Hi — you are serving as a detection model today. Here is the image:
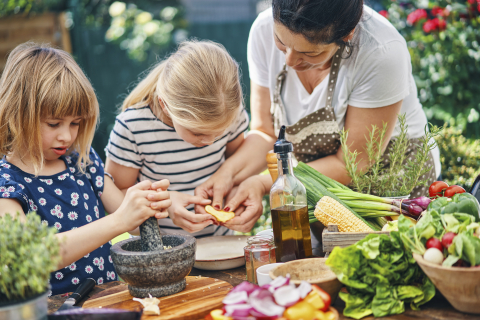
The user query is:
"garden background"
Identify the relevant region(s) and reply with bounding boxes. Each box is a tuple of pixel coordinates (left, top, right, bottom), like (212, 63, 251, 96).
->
(1, 0, 480, 233)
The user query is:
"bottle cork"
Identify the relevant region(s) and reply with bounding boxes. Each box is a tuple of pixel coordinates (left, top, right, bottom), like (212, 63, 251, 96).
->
(266, 150, 278, 182)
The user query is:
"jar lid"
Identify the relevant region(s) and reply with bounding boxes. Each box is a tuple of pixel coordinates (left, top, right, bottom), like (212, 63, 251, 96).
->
(247, 235, 274, 245)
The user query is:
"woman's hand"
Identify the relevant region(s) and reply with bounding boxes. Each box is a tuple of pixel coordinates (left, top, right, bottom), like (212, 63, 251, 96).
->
(221, 175, 270, 233)
(114, 180, 171, 231)
(169, 191, 214, 233)
(194, 168, 234, 214)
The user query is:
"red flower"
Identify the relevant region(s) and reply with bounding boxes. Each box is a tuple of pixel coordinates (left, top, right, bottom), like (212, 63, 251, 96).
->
(467, 0, 475, 4)
(379, 10, 389, 19)
(407, 9, 428, 25)
(478, 3, 480, 12)
(431, 6, 448, 17)
(437, 18, 447, 30)
(423, 19, 437, 32)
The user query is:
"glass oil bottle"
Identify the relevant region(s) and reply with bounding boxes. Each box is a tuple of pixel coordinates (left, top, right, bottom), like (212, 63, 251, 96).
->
(270, 126, 312, 262)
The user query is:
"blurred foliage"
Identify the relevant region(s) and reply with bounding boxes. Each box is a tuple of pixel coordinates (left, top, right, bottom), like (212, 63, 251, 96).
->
(0, 0, 186, 62)
(436, 124, 480, 189)
(0, 212, 60, 303)
(380, 0, 480, 132)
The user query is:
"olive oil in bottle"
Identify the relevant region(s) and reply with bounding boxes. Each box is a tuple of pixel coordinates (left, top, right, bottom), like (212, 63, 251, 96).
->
(270, 126, 312, 262)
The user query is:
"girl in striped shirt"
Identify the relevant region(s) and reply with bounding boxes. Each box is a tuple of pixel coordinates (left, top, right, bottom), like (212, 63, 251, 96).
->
(105, 40, 249, 238)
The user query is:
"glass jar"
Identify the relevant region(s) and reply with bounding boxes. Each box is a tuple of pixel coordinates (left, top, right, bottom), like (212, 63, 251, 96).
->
(244, 235, 276, 284)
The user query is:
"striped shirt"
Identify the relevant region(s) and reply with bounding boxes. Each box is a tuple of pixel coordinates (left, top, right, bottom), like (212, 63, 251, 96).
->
(105, 105, 249, 238)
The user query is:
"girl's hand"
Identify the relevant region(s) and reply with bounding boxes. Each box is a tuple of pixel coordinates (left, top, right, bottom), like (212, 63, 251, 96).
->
(115, 180, 171, 231)
(169, 191, 213, 233)
(221, 175, 269, 233)
(194, 168, 234, 214)
(149, 179, 171, 216)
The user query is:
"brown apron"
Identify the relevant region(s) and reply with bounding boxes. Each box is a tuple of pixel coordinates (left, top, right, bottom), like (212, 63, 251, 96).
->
(270, 46, 435, 197)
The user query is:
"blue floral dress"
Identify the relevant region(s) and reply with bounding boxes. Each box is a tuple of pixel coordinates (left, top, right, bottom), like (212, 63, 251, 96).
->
(0, 148, 116, 296)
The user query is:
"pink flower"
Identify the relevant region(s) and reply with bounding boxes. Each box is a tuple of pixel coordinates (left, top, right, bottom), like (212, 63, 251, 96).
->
(431, 6, 448, 17)
(379, 10, 389, 19)
(71, 199, 78, 206)
(68, 211, 78, 220)
(90, 167, 97, 174)
(55, 272, 63, 280)
(423, 18, 446, 33)
(85, 265, 94, 274)
(57, 211, 64, 219)
(39, 198, 47, 206)
(86, 215, 92, 222)
(71, 192, 79, 199)
(54, 222, 62, 230)
(55, 189, 62, 195)
(0, 187, 5, 193)
(19, 184, 25, 189)
(407, 9, 427, 25)
(98, 277, 104, 285)
(69, 263, 77, 271)
(72, 277, 80, 285)
(38, 187, 44, 193)
(7, 186, 15, 192)
(2, 192, 10, 197)
(99, 264, 104, 271)
(93, 257, 100, 266)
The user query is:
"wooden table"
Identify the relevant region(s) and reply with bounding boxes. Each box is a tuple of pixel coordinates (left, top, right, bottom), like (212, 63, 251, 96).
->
(48, 266, 480, 320)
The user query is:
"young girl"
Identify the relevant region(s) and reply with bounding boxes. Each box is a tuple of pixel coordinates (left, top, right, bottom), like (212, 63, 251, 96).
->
(105, 40, 249, 237)
(0, 42, 172, 295)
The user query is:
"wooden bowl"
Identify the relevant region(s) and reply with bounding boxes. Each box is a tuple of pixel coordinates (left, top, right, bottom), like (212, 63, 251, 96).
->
(413, 253, 480, 314)
(269, 258, 343, 303)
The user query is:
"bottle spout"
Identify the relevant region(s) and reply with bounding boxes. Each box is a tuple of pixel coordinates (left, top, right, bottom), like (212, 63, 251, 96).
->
(274, 125, 293, 154)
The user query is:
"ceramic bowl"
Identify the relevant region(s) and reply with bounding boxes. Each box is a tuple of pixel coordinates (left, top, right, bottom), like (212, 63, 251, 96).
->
(194, 235, 249, 270)
(256, 263, 284, 286)
(414, 253, 480, 314)
(269, 258, 343, 303)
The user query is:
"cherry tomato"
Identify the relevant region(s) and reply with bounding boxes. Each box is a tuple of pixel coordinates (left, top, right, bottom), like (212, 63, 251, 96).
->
(444, 185, 466, 198)
(429, 181, 449, 198)
(426, 238, 444, 251)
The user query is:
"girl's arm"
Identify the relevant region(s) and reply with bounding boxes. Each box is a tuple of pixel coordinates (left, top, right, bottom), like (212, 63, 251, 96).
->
(0, 180, 171, 269)
(195, 83, 275, 210)
(105, 157, 140, 194)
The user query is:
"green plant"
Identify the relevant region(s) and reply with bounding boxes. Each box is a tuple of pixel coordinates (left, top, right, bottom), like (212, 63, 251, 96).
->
(0, 212, 60, 304)
(0, 0, 186, 62)
(380, 0, 480, 132)
(105, 1, 187, 61)
(340, 114, 442, 197)
(436, 124, 480, 189)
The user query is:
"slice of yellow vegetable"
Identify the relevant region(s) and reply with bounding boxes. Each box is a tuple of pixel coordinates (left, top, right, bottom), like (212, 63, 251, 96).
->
(205, 205, 235, 222)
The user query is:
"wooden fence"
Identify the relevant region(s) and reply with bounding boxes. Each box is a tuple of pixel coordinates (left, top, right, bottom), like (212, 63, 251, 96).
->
(0, 12, 71, 72)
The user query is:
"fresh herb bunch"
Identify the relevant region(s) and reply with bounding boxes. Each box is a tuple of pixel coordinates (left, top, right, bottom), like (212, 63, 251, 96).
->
(341, 114, 442, 197)
(0, 212, 60, 304)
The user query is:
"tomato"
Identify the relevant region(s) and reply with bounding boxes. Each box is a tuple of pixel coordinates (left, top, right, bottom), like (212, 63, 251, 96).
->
(311, 285, 331, 312)
(426, 238, 444, 251)
(444, 185, 466, 198)
(429, 181, 449, 198)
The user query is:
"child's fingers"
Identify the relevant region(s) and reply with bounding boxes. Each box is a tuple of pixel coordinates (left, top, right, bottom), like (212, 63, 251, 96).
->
(131, 180, 153, 190)
(148, 191, 170, 201)
(176, 207, 212, 223)
(152, 179, 170, 191)
(180, 218, 213, 234)
(187, 195, 212, 206)
(150, 199, 172, 210)
(155, 210, 169, 219)
(211, 184, 226, 211)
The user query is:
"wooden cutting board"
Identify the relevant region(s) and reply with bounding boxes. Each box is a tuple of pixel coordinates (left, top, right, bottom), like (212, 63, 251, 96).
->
(83, 276, 232, 320)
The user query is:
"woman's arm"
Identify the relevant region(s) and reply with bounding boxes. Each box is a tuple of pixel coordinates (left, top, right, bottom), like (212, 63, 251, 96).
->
(105, 157, 140, 194)
(307, 101, 403, 185)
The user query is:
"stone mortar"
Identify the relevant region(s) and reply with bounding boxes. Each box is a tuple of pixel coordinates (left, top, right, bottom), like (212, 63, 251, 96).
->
(110, 233, 196, 298)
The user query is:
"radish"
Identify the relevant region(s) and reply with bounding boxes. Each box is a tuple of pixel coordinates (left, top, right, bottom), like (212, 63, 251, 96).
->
(423, 248, 444, 265)
(442, 232, 456, 249)
(426, 238, 443, 251)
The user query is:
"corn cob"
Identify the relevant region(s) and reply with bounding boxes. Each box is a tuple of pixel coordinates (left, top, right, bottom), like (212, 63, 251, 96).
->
(314, 196, 374, 232)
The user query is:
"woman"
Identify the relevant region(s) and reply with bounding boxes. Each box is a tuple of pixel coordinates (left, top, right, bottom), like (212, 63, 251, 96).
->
(195, 0, 440, 233)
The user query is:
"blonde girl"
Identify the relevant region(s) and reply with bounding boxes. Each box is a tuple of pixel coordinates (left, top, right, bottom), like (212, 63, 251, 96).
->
(105, 40, 249, 237)
(0, 42, 171, 295)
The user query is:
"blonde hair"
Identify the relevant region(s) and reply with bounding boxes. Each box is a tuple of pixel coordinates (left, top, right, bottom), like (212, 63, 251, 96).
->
(122, 40, 243, 130)
(0, 42, 99, 175)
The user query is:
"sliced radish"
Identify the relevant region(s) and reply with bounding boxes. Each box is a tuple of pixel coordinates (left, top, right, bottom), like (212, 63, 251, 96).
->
(224, 304, 252, 317)
(297, 281, 312, 299)
(273, 285, 301, 307)
(222, 291, 248, 305)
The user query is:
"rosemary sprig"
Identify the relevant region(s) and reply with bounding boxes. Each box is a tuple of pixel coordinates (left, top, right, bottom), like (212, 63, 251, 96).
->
(340, 114, 442, 197)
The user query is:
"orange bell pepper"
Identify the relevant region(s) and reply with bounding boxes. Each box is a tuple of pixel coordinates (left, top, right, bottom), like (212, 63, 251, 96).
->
(311, 285, 331, 312)
(209, 309, 232, 320)
(283, 301, 317, 320)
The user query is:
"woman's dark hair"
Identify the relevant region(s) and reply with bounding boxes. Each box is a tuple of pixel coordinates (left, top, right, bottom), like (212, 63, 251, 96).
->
(272, 0, 363, 47)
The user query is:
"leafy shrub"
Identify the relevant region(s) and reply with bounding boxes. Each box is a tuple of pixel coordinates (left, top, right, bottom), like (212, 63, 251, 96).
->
(0, 212, 60, 303)
(380, 0, 480, 131)
(436, 124, 480, 189)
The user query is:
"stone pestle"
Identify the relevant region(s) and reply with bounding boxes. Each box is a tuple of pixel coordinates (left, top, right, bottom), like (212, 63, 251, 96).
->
(139, 217, 164, 251)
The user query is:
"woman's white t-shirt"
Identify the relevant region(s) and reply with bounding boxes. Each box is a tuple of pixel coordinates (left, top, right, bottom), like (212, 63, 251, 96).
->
(247, 6, 440, 177)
